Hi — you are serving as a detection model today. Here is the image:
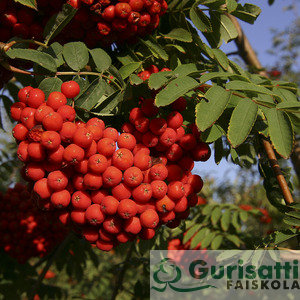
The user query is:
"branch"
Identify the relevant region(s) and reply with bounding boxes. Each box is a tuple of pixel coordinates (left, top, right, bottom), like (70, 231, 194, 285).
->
(110, 243, 135, 300)
(228, 14, 294, 205)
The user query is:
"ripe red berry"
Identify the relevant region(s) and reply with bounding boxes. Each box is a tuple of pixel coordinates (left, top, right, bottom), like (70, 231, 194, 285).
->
(71, 191, 92, 210)
(149, 164, 168, 181)
(133, 151, 152, 171)
(179, 134, 197, 150)
(63, 144, 85, 164)
(12, 123, 28, 141)
(51, 190, 71, 208)
(192, 142, 211, 161)
(129, 0, 144, 11)
(27, 142, 46, 161)
(102, 5, 115, 21)
(171, 97, 187, 111)
(73, 127, 94, 148)
(42, 112, 63, 131)
(59, 122, 77, 143)
(34, 104, 54, 123)
(123, 166, 143, 187)
(124, 216, 141, 234)
(20, 107, 37, 129)
(159, 128, 177, 147)
(61, 81, 80, 99)
(149, 118, 167, 135)
(25, 162, 45, 181)
(132, 183, 152, 203)
(27, 89, 45, 108)
(112, 148, 134, 170)
(85, 204, 105, 225)
(97, 138, 116, 157)
(47, 171, 68, 191)
(10, 102, 26, 121)
(117, 199, 137, 219)
(18, 86, 33, 104)
(168, 181, 185, 200)
(96, 240, 114, 251)
(103, 127, 119, 141)
(57, 105, 76, 122)
(103, 216, 122, 234)
(117, 133, 136, 150)
(83, 173, 103, 190)
(151, 180, 167, 199)
(91, 190, 108, 204)
(140, 209, 159, 228)
(111, 183, 132, 201)
(33, 178, 52, 199)
(115, 3, 132, 18)
(102, 166, 122, 187)
(41, 131, 61, 150)
(88, 154, 108, 174)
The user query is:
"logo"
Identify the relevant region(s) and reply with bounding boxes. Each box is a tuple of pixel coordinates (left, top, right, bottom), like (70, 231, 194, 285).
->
(150, 250, 300, 300)
(152, 257, 217, 292)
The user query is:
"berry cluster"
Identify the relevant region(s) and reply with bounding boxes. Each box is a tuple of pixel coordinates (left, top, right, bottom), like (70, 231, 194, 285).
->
(10, 79, 210, 252)
(0, 183, 68, 263)
(0, 0, 166, 47)
(0, 0, 53, 42)
(69, 0, 168, 47)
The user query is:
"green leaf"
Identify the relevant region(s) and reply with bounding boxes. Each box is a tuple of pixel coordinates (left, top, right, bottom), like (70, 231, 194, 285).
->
(14, 0, 37, 10)
(277, 101, 300, 111)
(201, 231, 216, 248)
(221, 210, 231, 231)
(89, 49, 112, 72)
(141, 38, 168, 60)
(226, 0, 238, 13)
(232, 210, 240, 231)
(6, 49, 57, 72)
(272, 230, 299, 245)
(201, 124, 223, 143)
(63, 42, 89, 71)
(183, 224, 202, 244)
(196, 85, 231, 131)
(163, 28, 192, 42)
(148, 73, 168, 90)
(189, 5, 212, 33)
(173, 63, 198, 77)
(119, 62, 141, 80)
(265, 108, 294, 159)
(285, 211, 300, 220)
(211, 12, 238, 44)
(155, 76, 199, 107)
(38, 77, 63, 99)
(227, 100, 258, 147)
(212, 49, 229, 70)
(211, 235, 223, 250)
(43, 42, 64, 67)
(226, 81, 275, 95)
(283, 217, 300, 227)
(211, 206, 222, 225)
(129, 74, 143, 85)
(226, 234, 242, 247)
(239, 210, 248, 222)
(44, 4, 77, 45)
(202, 204, 215, 215)
(232, 3, 261, 24)
(190, 228, 209, 249)
(75, 79, 107, 110)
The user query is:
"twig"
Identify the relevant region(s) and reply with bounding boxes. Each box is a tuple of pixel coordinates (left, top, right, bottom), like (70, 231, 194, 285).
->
(110, 243, 135, 300)
(227, 14, 294, 204)
(262, 138, 294, 204)
(28, 233, 73, 300)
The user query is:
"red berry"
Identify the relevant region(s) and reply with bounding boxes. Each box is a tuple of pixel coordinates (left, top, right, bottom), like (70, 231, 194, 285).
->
(140, 209, 159, 228)
(61, 81, 80, 99)
(27, 89, 45, 108)
(85, 204, 105, 225)
(41, 131, 61, 150)
(42, 112, 63, 131)
(117, 199, 137, 219)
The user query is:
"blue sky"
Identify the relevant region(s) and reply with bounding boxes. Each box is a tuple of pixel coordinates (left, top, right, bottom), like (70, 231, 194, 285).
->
(197, 0, 299, 183)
